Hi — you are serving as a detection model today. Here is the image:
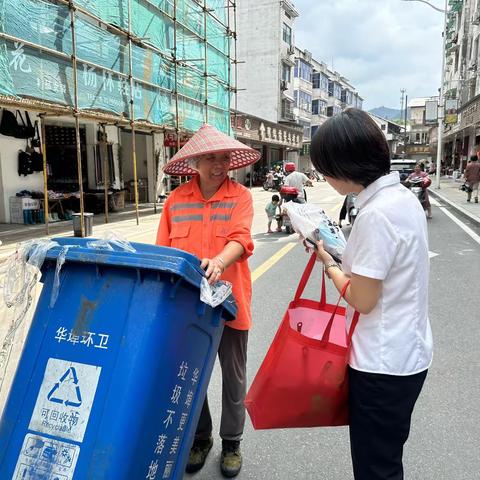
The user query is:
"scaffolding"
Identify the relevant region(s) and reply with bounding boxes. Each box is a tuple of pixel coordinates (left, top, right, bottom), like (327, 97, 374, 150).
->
(0, 0, 238, 235)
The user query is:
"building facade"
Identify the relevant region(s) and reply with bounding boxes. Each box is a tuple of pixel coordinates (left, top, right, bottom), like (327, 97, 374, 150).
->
(293, 47, 364, 172)
(368, 113, 404, 158)
(441, 0, 480, 172)
(0, 0, 234, 224)
(402, 97, 438, 164)
(235, 0, 301, 177)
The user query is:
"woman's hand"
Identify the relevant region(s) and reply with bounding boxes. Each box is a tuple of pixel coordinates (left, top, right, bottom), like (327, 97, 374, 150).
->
(315, 239, 334, 265)
(201, 257, 225, 285)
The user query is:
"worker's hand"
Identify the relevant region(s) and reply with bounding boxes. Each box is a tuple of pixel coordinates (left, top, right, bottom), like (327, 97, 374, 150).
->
(201, 257, 225, 285)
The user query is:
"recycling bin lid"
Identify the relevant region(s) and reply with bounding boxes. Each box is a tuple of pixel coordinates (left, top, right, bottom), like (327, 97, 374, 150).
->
(41, 237, 237, 320)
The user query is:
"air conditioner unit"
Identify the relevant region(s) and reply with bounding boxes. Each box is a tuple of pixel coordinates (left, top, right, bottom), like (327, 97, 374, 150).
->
(280, 80, 290, 91)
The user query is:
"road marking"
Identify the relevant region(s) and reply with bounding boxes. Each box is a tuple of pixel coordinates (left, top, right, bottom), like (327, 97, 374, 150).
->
(429, 251, 439, 259)
(439, 206, 480, 245)
(251, 242, 297, 283)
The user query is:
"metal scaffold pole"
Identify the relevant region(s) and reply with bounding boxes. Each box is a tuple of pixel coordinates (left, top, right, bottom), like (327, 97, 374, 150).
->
(101, 124, 109, 224)
(204, 0, 209, 124)
(69, 0, 85, 237)
(39, 114, 49, 235)
(173, 0, 181, 152)
(128, 0, 140, 225)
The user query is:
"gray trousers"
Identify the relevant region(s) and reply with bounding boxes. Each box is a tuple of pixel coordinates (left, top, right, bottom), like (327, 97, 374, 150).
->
(195, 326, 248, 442)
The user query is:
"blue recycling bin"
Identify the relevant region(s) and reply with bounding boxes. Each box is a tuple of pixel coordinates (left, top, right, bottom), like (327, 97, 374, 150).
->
(0, 238, 236, 479)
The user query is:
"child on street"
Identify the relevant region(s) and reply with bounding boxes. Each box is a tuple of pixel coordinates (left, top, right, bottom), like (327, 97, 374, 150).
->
(265, 194, 281, 233)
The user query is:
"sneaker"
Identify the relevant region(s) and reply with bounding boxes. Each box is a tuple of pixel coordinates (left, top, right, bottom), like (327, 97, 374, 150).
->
(185, 436, 213, 473)
(220, 440, 242, 478)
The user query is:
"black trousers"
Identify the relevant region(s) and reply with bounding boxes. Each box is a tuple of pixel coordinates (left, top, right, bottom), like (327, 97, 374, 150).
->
(348, 366, 428, 480)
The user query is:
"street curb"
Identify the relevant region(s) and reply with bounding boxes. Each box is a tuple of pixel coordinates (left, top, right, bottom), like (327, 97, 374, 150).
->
(428, 188, 480, 226)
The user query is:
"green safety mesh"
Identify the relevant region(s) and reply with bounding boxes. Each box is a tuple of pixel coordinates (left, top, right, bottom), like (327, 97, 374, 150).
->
(0, 0, 231, 133)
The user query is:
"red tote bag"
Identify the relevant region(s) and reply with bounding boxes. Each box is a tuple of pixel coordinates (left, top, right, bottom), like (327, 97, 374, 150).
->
(245, 254, 359, 429)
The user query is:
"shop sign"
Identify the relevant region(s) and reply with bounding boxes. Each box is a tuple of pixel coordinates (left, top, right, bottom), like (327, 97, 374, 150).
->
(406, 145, 431, 155)
(460, 97, 480, 128)
(232, 113, 302, 149)
(164, 133, 189, 147)
(445, 98, 458, 125)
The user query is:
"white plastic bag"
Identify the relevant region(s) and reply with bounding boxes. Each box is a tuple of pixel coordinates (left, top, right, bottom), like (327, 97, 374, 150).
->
(282, 202, 346, 260)
(87, 231, 136, 253)
(200, 278, 233, 308)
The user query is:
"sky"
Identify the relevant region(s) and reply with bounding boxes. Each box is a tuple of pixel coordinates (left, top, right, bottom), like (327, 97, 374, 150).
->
(293, 0, 445, 111)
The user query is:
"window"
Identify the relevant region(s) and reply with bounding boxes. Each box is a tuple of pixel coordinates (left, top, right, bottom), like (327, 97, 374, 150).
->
(296, 90, 312, 112)
(281, 99, 294, 119)
(381, 124, 386, 130)
(312, 99, 327, 115)
(311, 125, 319, 138)
(415, 133, 421, 142)
(281, 63, 291, 82)
(327, 106, 334, 117)
(298, 119, 311, 140)
(312, 73, 320, 89)
(294, 59, 312, 81)
(328, 81, 334, 97)
(282, 23, 292, 45)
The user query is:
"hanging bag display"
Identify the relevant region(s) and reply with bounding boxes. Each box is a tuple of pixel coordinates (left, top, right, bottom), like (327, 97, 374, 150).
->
(0, 109, 19, 137)
(0, 109, 35, 139)
(14, 110, 35, 139)
(245, 254, 359, 429)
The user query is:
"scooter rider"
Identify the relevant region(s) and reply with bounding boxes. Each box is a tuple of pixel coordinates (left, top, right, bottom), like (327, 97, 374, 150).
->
(406, 163, 432, 219)
(283, 163, 312, 203)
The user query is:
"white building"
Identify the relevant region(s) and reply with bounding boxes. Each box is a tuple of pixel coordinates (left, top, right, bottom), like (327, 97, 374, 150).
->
(292, 47, 363, 171)
(235, 0, 303, 177)
(368, 113, 404, 158)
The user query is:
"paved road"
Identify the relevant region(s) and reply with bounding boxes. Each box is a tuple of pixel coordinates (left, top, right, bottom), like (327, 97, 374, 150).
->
(1, 181, 479, 479)
(186, 186, 480, 480)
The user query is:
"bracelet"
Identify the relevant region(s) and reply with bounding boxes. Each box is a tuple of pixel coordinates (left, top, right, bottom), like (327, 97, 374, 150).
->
(324, 261, 340, 278)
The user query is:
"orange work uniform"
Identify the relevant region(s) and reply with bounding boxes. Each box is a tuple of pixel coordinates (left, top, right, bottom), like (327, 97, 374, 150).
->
(156, 177, 254, 330)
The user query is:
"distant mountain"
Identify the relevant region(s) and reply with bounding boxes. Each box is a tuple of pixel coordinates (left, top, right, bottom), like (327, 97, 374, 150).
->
(369, 106, 408, 121)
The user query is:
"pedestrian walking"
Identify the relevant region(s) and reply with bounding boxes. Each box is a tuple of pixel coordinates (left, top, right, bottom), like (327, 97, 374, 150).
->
(265, 194, 281, 233)
(309, 108, 433, 480)
(156, 124, 260, 477)
(464, 155, 480, 203)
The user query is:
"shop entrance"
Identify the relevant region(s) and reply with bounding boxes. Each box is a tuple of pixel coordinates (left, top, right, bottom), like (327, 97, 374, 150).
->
(120, 130, 150, 204)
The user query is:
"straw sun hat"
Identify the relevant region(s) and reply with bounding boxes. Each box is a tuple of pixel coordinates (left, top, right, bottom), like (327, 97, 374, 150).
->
(163, 124, 261, 176)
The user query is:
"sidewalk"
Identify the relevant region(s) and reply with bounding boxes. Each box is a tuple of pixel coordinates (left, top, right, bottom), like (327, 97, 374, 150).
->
(428, 176, 480, 226)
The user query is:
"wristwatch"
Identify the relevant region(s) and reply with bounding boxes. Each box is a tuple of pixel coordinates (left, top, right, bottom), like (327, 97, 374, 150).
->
(324, 261, 340, 278)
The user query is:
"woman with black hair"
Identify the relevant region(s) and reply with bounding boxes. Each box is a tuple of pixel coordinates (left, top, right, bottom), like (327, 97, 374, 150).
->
(310, 108, 433, 480)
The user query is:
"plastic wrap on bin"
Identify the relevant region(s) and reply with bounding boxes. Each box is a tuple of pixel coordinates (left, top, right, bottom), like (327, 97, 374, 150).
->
(200, 279, 233, 308)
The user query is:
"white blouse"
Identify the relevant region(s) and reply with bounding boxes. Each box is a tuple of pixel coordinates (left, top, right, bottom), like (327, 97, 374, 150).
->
(342, 172, 433, 375)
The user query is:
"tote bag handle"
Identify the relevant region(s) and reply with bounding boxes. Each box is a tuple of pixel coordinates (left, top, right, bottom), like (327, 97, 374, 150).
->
(294, 253, 326, 305)
(321, 279, 360, 346)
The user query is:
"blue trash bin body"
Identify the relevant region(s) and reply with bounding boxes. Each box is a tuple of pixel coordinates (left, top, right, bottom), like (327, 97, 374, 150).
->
(0, 238, 236, 480)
